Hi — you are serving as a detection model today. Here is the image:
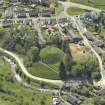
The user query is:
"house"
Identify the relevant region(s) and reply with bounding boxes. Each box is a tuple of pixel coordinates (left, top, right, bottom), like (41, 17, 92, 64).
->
(17, 10, 26, 18)
(66, 28, 81, 42)
(52, 97, 61, 105)
(84, 11, 101, 23)
(20, 0, 39, 5)
(0, 0, 3, 5)
(67, 95, 81, 105)
(5, 7, 13, 19)
(16, 19, 24, 24)
(93, 40, 104, 48)
(29, 10, 38, 17)
(58, 17, 68, 24)
(29, 0, 39, 4)
(2, 19, 13, 27)
(0, 9, 3, 17)
(41, 0, 50, 6)
(41, 9, 52, 17)
(85, 32, 95, 41)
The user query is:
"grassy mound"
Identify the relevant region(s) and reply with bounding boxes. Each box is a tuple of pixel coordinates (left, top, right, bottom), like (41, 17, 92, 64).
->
(67, 7, 84, 15)
(40, 46, 65, 64)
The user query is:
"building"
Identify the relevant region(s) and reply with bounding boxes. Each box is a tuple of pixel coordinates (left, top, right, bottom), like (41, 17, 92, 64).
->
(41, 9, 52, 17)
(29, 10, 38, 17)
(52, 97, 61, 105)
(93, 40, 104, 48)
(29, 0, 39, 4)
(2, 19, 13, 27)
(17, 10, 26, 18)
(5, 7, 13, 19)
(66, 28, 81, 42)
(58, 17, 68, 24)
(41, 0, 50, 6)
(84, 11, 101, 23)
(67, 95, 81, 105)
(20, 0, 39, 5)
(0, 0, 3, 5)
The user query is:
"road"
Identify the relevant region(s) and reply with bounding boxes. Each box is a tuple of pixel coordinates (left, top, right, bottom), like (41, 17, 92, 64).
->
(0, 48, 63, 86)
(71, 16, 105, 88)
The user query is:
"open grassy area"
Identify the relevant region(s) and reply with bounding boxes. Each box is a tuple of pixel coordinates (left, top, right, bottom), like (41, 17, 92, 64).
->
(70, 0, 105, 9)
(28, 61, 60, 80)
(69, 43, 96, 63)
(0, 56, 65, 105)
(67, 7, 84, 15)
(28, 46, 65, 80)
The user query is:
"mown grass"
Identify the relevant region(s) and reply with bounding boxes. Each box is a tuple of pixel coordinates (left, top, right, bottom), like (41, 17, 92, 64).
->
(27, 46, 65, 80)
(71, 0, 105, 9)
(67, 7, 84, 15)
(28, 61, 60, 80)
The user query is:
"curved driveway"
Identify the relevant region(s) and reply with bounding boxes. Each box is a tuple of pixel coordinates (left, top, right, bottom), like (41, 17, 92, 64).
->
(0, 48, 63, 86)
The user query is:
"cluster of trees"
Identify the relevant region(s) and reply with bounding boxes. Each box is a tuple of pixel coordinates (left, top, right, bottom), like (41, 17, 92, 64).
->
(3, 29, 40, 54)
(59, 44, 101, 81)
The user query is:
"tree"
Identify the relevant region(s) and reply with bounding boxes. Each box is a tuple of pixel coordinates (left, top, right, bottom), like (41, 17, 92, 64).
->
(59, 61, 67, 80)
(65, 46, 72, 71)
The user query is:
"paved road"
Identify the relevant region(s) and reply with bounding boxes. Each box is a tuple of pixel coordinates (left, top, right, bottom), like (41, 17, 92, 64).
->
(0, 48, 63, 86)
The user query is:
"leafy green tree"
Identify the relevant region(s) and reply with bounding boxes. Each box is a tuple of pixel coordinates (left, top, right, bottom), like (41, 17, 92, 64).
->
(59, 61, 67, 80)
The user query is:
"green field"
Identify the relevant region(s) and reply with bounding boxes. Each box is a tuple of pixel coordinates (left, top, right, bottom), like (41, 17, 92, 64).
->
(67, 7, 84, 15)
(28, 46, 65, 80)
(28, 61, 60, 80)
(71, 0, 105, 9)
(0, 57, 65, 105)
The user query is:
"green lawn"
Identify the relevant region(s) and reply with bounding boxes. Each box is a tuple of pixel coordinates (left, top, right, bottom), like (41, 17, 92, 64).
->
(28, 61, 60, 80)
(27, 46, 65, 80)
(40, 46, 65, 64)
(67, 7, 84, 15)
(71, 0, 105, 9)
(0, 57, 65, 105)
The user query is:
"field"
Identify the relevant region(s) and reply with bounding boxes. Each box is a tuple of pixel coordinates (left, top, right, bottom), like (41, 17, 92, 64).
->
(0, 56, 65, 105)
(28, 61, 60, 80)
(28, 46, 65, 80)
(67, 7, 84, 15)
(69, 43, 96, 63)
(71, 0, 105, 9)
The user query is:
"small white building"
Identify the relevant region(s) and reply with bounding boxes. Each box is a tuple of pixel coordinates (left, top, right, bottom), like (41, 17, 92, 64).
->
(52, 97, 61, 105)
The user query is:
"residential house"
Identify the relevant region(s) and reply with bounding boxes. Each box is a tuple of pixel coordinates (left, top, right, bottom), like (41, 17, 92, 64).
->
(41, 9, 52, 17)
(29, 10, 38, 17)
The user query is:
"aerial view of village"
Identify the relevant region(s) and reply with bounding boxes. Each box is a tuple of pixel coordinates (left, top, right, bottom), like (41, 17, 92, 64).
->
(1, 0, 105, 105)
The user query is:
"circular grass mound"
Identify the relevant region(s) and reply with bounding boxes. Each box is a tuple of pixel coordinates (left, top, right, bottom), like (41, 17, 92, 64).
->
(40, 46, 65, 64)
(67, 7, 84, 15)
